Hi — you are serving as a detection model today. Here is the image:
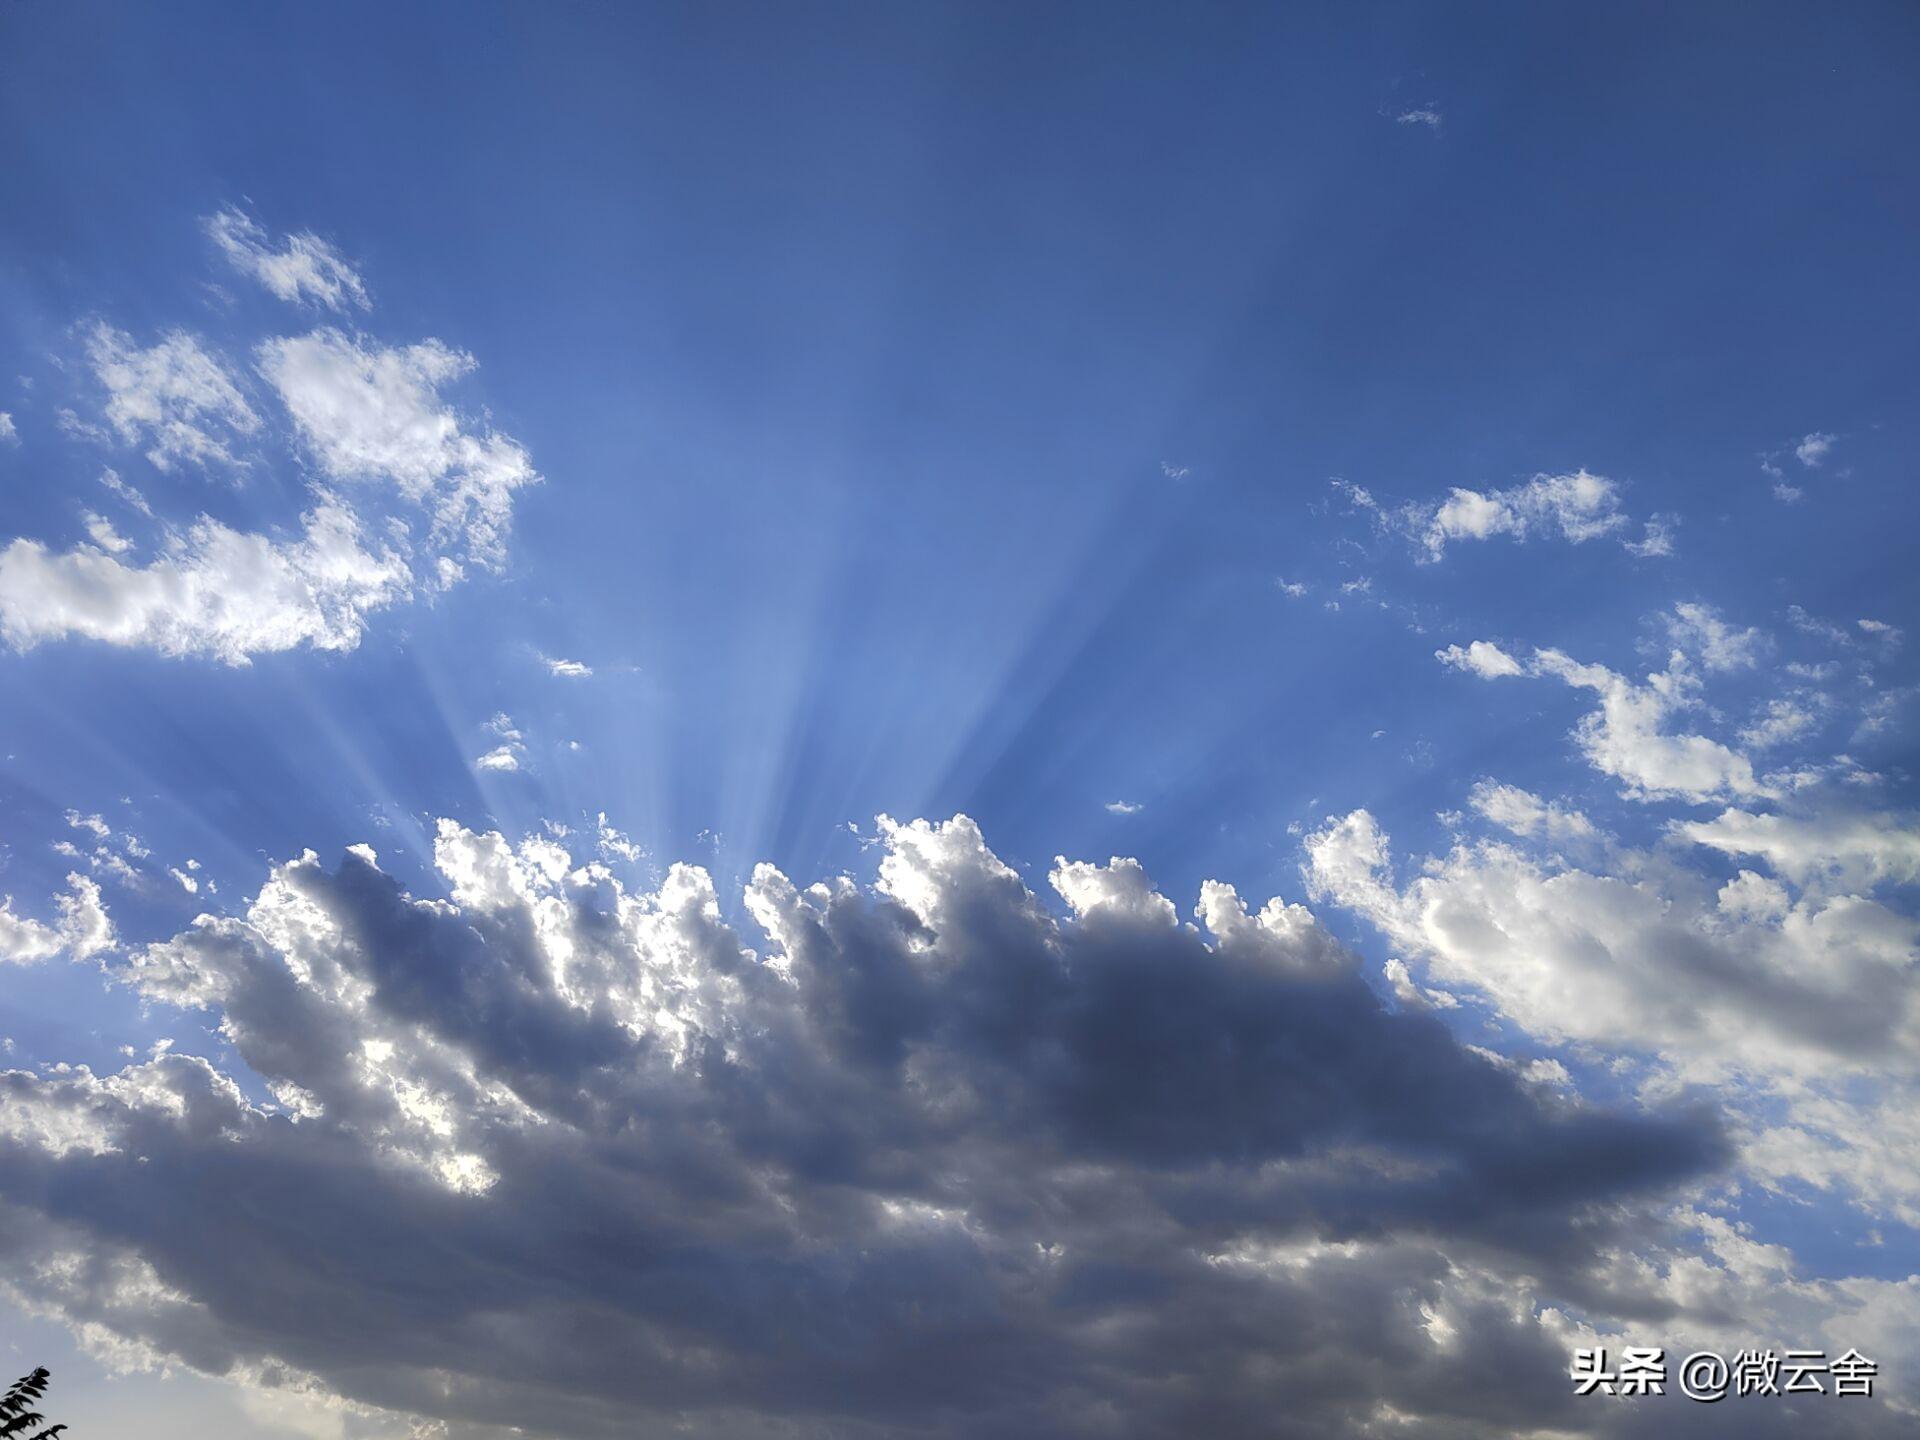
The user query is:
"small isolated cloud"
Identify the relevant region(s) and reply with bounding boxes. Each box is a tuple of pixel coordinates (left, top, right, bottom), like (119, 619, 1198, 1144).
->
(1759, 454, 1803, 502)
(1795, 432, 1836, 468)
(205, 205, 371, 312)
(1395, 106, 1442, 129)
(1789, 604, 1852, 646)
(1336, 470, 1670, 561)
(0, 412, 16, 444)
(1159, 460, 1190, 480)
(1104, 799, 1143, 816)
(1435, 639, 1524, 679)
(97, 466, 153, 517)
(475, 712, 526, 773)
(1274, 577, 1307, 598)
(545, 656, 592, 678)
(1859, 618, 1901, 643)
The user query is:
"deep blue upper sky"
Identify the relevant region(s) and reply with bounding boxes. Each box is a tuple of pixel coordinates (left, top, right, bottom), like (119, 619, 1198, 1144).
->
(1, 5, 1918, 1435)
(3, 1, 1914, 892)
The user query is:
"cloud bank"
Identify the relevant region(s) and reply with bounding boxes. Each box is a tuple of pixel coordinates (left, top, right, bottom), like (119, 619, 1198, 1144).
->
(0, 815, 1729, 1439)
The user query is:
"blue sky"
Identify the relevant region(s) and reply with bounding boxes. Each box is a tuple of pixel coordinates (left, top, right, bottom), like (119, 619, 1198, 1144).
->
(1, 4, 1917, 1437)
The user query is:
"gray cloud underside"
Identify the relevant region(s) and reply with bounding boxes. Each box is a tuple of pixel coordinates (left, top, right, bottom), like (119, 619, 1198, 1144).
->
(0, 817, 1732, 1439)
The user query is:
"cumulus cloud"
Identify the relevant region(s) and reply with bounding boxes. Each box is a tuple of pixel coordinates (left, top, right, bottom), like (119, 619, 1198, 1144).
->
(1339, 470, 1671, 561)
(1440, 636, 1776, 804)
(1796, 432, 1836, 468)
(259, 329, 537, 572)
(0, 411, 16, 443)
(0, 815, 1725, 1439)
(1535, 646, 1777, 802)
(1, 216, 540, 663)
(0, 872, 112, 964)
(1435, 639, 1524, 679)
(544, 656, 592, 678)
(1665, 602, 1763, 672)
(1395, 106, 1442, 128)
(1306, 805, 1918, 1083)
(474, 712, 526, 772)
(204, 206, 371, 312)
(0, 499, 411, 664)
(1676, 806, 1920, 893)
(85, 323, 260, 472)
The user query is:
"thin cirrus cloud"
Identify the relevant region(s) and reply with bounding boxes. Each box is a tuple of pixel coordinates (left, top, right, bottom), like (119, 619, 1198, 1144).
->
(0, 209, 537, 665)
(203, 205, 371, 312)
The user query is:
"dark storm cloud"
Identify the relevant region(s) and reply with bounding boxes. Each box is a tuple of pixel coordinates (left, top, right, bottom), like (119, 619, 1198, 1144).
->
(0, 816, 1732, 1438)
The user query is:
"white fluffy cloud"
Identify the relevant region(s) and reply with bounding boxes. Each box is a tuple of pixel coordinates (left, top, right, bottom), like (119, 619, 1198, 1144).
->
(0, 872, 112, 964)
(0, 499, 411, 664)
(205, 206, 371, 312)
(0, 214, 540, 663)
(259, 329, 536, 572)
(1676, 807, 1920, 892)
(1435, 639, 1524, 678)
(1534, 646, 1776, 802)
(1306, 806, 1918, 1080)
(1796, 432, 1836, 468)
(473, 712, 526, 772)
(1439, 635, 1775, 803)
(85, 323, 259, 472)
(1341, 470, 1672, 560)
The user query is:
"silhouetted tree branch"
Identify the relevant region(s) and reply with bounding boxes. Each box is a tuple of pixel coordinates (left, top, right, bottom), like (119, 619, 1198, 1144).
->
(0, 1367, 68, 1439)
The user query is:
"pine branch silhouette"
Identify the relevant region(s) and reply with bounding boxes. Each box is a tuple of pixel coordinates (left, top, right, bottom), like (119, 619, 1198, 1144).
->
(0, 1367, 69, 1438)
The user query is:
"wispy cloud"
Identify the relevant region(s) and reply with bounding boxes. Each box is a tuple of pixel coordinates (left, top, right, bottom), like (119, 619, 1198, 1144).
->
(205, 204, 371, 312)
